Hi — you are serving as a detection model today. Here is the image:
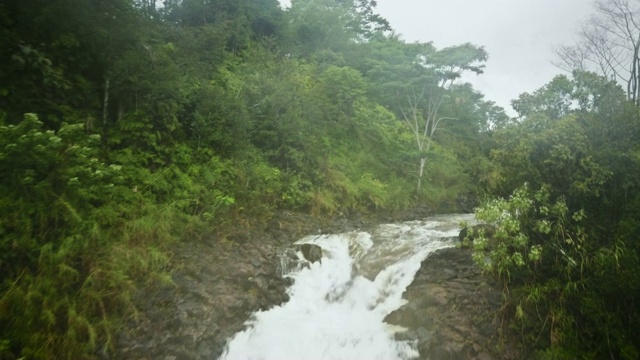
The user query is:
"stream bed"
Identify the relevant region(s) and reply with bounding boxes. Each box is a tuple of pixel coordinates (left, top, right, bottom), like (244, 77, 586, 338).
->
(220, 214, 476, 360)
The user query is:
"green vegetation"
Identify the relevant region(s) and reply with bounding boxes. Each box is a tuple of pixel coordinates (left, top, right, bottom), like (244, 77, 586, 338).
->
(0, 0, 494, 358)
(467, 70, 640, 358)
(2, 0, 638, 359)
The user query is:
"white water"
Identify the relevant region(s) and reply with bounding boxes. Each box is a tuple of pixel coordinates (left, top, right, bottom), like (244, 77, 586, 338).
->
(220, 214, 475, 360)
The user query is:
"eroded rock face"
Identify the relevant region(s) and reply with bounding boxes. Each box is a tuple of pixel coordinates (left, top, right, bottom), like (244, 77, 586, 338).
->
(385, 248, 519, 360)
(115, 239, 293, 360)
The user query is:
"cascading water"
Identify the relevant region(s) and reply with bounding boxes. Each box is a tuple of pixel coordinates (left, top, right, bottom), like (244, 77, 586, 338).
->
(220, 214, 476, 360)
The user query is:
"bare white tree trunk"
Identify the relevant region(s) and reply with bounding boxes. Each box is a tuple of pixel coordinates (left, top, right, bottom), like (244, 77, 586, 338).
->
(400, 84, 455, 192)
(417, 157, 426, 192)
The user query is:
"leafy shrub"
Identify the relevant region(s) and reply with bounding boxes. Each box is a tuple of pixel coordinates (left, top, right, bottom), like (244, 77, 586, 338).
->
(470, 185, 639, 358)
(0, 114, 185, 359)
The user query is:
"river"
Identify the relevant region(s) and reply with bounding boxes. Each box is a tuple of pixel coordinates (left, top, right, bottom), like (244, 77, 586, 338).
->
(219, 214, 475, 360)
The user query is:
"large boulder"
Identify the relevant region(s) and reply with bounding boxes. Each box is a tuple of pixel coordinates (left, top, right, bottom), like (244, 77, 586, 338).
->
(300, 243, 323, 263)
(279, 244, 324, 275)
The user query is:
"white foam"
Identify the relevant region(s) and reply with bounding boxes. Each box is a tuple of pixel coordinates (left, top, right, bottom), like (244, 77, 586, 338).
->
(220, 214, 475, 360)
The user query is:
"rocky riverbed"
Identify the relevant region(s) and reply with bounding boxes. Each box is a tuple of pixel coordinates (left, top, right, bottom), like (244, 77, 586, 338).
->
(115, 210, 374, 359)
(385, 248, 520, 359)
(116, 208, 516, 359)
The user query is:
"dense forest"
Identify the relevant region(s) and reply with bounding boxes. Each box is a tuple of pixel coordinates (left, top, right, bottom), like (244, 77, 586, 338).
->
(0, 0, 638, 359)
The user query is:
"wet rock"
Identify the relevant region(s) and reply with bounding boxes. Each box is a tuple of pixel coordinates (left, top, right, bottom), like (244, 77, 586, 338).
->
(280, 247, 309, 274)
(114, 210, 513, 360)
(115, 232, 294, 359)
(385, 248, 519, 360)
(300, 243, 322, 263)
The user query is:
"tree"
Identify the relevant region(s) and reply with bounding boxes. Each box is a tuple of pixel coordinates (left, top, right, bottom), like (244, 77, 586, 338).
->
(512, 74, 574, 119)
(476, 69, 640, 359)
(397, 43, 487, 191)
(284, 0, 390, 59)
(400, 85, 453, 192)
(555, 0, 640, 105)
(497, 71, 626, 203)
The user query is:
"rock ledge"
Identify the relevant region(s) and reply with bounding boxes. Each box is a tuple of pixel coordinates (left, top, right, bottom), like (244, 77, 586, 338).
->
(385, 248, 519, 360)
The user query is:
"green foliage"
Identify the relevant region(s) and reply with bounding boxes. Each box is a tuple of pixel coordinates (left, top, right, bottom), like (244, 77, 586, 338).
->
(0, 0, 500, 358)
(0, 202, 184, 359)
(318, 65, 367, 116)
(0, 114, 122, 278)
(471, 185, 639, 358)
(476, 71, 640, 358)
(285, 0, 368, 57)
(418, 143, 470, 209)
(232, 152, 285, 218)
(492, 114, 611, 204)
(0, 113, 189, 359)
(512, 74, 574, 119)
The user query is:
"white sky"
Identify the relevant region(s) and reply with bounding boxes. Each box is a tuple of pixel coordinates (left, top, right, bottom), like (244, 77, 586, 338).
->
(279, 0, 595, 115)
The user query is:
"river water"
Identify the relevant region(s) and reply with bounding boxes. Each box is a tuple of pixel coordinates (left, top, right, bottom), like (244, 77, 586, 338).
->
(220, 214, 475, 360)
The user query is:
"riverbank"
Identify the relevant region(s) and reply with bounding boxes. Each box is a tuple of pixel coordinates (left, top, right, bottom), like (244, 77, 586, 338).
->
(115, 207, 514, 359)
(385, 247, 520, 359)
(115, 209, 383, 359)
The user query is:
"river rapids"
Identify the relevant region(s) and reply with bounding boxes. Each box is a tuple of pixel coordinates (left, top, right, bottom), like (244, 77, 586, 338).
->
(220, 214, 476, 360)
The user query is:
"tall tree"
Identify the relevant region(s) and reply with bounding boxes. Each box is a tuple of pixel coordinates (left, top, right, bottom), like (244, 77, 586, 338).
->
(555, 0, 640, 105)
(397, 43, 487, 191)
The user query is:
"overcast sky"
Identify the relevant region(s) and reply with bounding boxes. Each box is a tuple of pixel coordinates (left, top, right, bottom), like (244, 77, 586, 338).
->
(280, 0, 595, 115)
(375, 0, 595, 115)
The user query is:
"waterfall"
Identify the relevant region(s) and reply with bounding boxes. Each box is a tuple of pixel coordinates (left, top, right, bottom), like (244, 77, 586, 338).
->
(220, 214, 475, 360)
